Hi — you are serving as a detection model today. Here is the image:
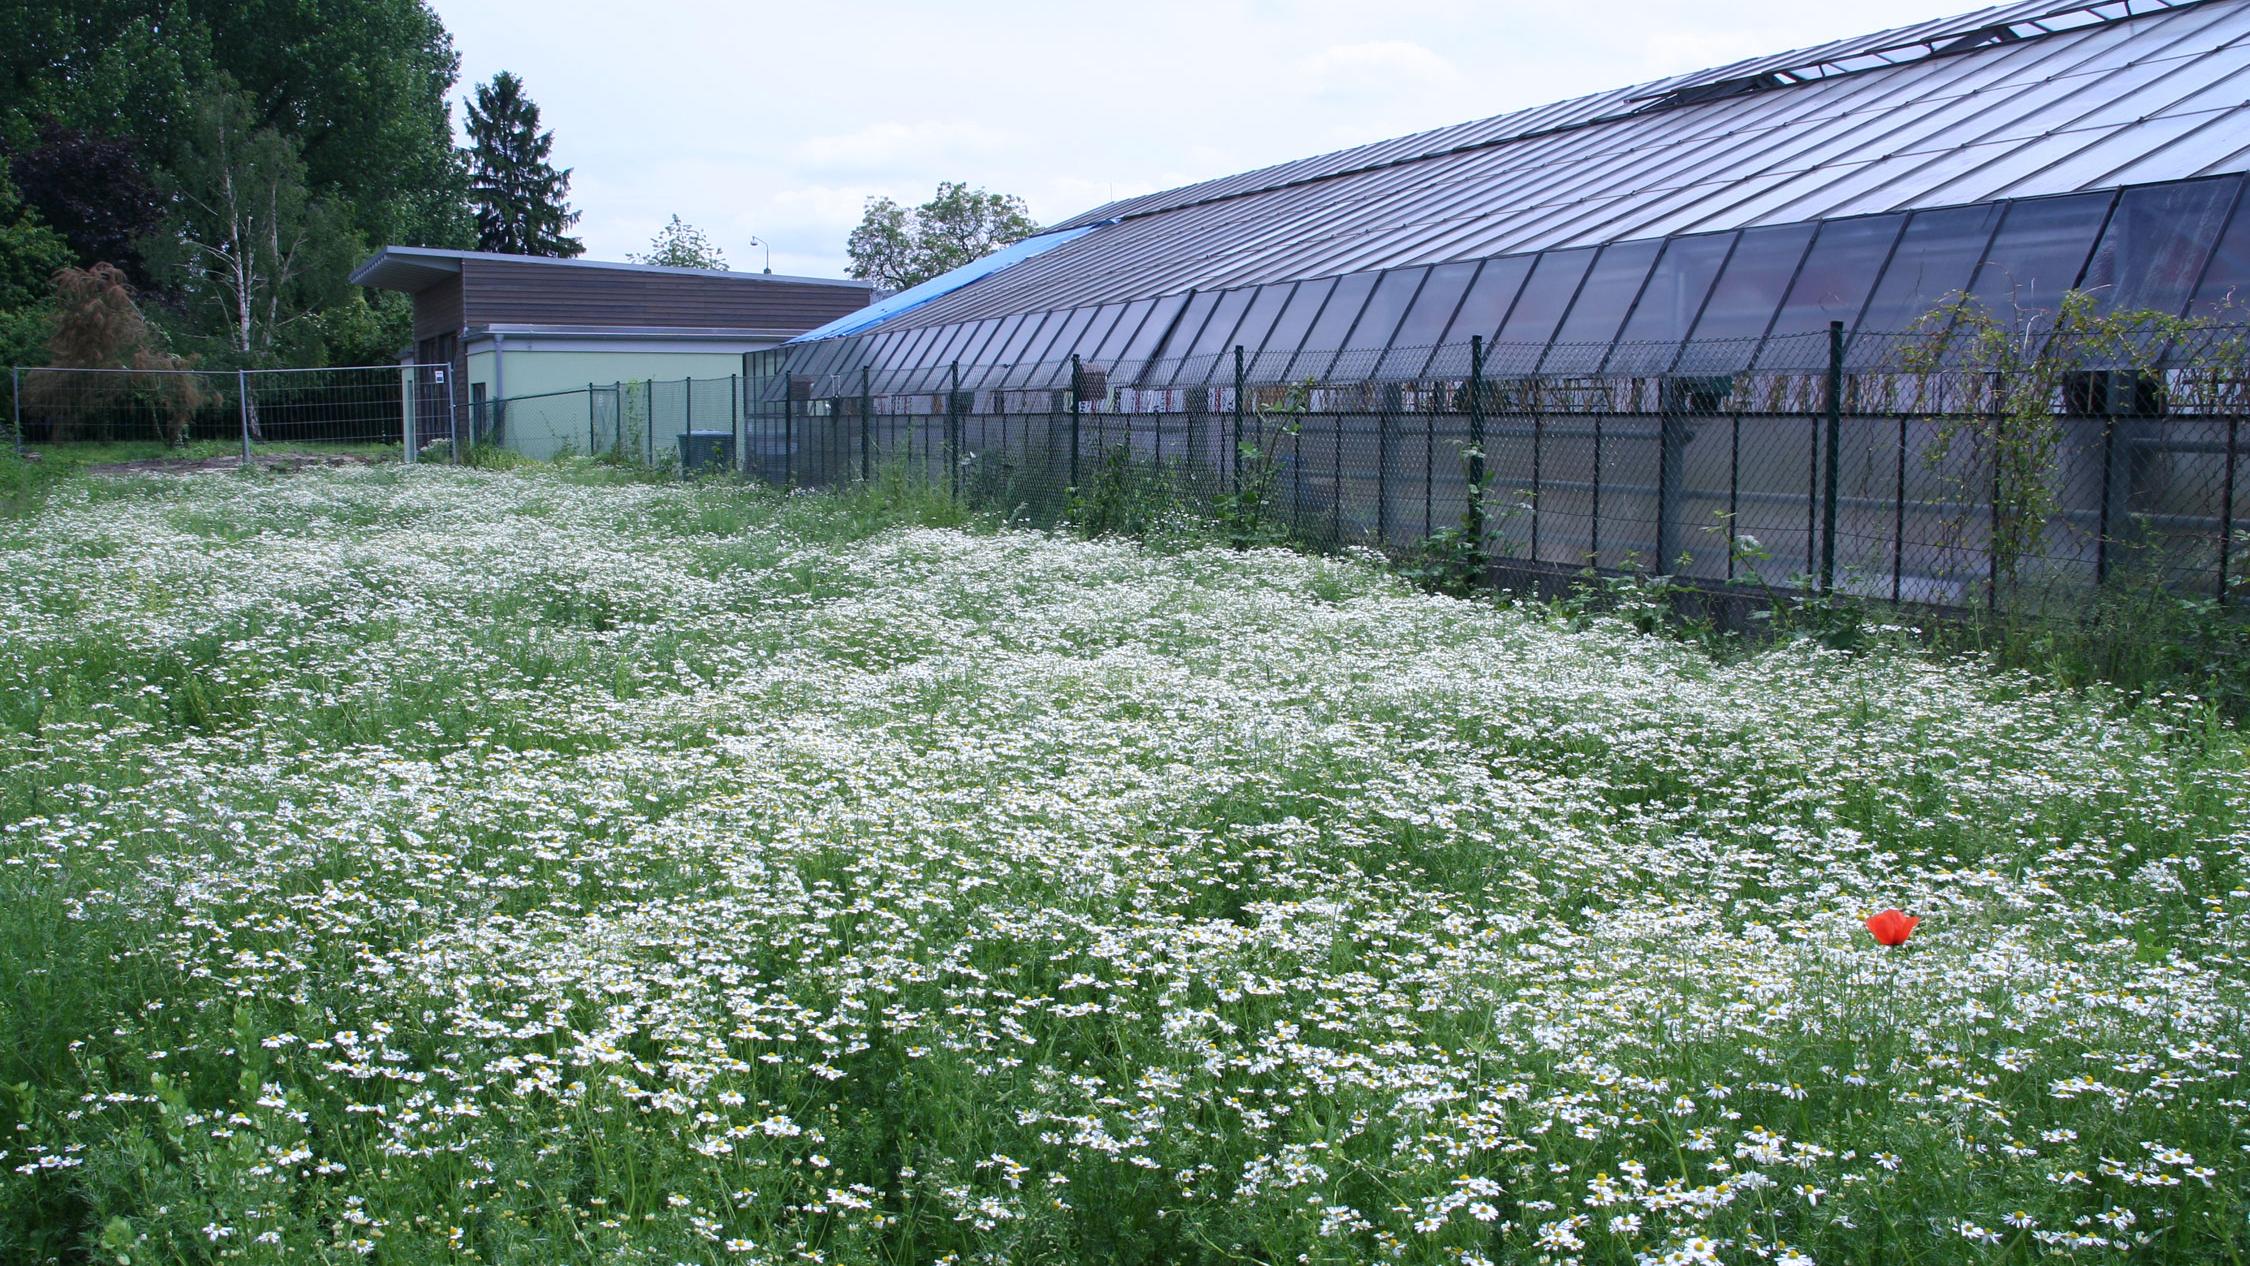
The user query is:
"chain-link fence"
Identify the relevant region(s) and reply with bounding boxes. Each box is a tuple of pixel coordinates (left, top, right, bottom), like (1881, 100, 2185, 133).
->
(452, 327, 2248, 616)
(6, 364, 454, 462)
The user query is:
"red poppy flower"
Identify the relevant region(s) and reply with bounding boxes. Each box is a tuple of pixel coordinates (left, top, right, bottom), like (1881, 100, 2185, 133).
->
(1866, 909, 1918, 947)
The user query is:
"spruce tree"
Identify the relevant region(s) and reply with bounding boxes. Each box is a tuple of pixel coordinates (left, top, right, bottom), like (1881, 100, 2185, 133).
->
(463, 71, 582, 257)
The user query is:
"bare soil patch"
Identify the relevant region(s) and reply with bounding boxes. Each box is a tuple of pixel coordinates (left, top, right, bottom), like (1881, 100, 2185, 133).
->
(86, 452, 383, 476)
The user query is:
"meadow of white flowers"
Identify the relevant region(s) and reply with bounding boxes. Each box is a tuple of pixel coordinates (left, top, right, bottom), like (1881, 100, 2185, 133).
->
(0, 463, 2244, 1265)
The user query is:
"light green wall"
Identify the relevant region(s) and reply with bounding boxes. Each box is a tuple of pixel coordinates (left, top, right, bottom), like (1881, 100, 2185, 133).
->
(465, 346, 760, 461)
(466, 348, 753, 402)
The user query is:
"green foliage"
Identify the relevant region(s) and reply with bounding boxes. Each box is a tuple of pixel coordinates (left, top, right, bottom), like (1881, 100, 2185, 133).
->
(1212, 382, 1307, 550)
(630, 214, 727, 270)
(464, 70, 583, 258)
(1065, 446, 1201, 545)
(1897, 290, 2241, 596)
(1954, 560, 2250, 718)
(145, 88, 357, 365)
(846, 182, 1038, 290)
(0, 156, 67, 366)
(0, 0, 471, 348)
(311, 288, 413, 368)
(4, 120, 164, 288)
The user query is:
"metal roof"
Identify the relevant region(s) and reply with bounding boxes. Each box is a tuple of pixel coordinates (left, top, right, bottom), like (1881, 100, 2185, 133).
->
(785, 227, 1099, 344)
(866, 0, 2250, 335)
(349, 245, 872, 294)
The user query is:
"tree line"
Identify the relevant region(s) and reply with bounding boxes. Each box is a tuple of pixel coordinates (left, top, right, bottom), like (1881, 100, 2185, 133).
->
(0, 1, 584, 374)
(0, 0, 1043, 386)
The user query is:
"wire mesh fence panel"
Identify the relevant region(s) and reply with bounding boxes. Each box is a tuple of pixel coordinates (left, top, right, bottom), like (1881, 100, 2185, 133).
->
(492, 387, 598, 461)
(13, 367, 241, 448)
(243, 366, 431, 456)
(8, 364, 441, 460)
(441, 324, 2250, 618)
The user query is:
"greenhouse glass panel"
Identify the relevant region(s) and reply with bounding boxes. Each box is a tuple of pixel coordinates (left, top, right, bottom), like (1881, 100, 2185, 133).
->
(1026, 307, 1098, 374)
(1492, 247, 1597, 365)
(1375, 260, 1477, 378)
(1608, 231, 1734, 374)
(1964, 192, 2112, 312)
(959, 315, 1028, 388)
(1302, 271, 1379, 353)
(1441, 256, 1533, 344)
(890, 325, 942, 372)
(1757, 214, 1906, 366)
(1215, 285, 1287, 362)
(1293, 270, 1380, 378)
(2189, 184, 2250, 315)
(1678, 223, 1815, 371)
(1186, 289, 1256, 360)
(1853, 202, 2006, 336)
(1251, 278, 1334, 376)
(982, 313, 1036, 367)
(1066, 304, 1127, 363)
(1121, 293, 1190, 364)
(1688, 224, 1814, 339)
(1540, 238, 1660, 374)
(1345, 267, 1428, 350)
(1001, 310, 1062, 370)
(2080, 177, 2240, 315)
(1091, 298, 1157, 364)
(1427, 255, 1536, 378)
(948, 319, 1004, 370)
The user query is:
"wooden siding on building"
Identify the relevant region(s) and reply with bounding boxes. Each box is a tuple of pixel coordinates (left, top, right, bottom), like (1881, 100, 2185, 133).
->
(411, 275, 464, 344)
(459, 259, 868, 332)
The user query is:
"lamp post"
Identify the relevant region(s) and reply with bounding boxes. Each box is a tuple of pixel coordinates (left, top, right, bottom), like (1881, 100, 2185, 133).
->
(747, 236, 773, 274)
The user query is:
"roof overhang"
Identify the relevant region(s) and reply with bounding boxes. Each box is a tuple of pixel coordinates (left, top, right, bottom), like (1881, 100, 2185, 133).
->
(349, 246, 876, 294)
(350, 248, 464, 292)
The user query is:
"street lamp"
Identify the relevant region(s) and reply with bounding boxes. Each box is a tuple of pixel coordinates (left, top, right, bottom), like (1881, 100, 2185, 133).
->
(747, 236, 773, 274)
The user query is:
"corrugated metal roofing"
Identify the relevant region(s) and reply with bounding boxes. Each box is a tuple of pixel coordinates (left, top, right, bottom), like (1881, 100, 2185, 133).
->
(865, 0, 2250, 335)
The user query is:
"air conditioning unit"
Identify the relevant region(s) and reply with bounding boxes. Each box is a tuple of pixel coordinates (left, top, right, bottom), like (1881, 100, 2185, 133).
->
(2063, 370, 2163, 417)
(1659, 375, 1734, 415)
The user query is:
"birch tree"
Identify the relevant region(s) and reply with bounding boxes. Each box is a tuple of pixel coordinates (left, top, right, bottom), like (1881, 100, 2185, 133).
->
(151, 89, 353, 374)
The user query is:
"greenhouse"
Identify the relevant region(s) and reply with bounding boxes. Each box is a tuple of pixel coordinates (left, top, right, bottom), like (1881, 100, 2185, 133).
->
(734, 0, 2250, 609)
(783, 0, 2250, 392)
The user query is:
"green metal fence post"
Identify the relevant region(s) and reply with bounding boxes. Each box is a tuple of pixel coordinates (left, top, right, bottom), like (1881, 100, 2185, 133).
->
(1820, 320, 1844, 591)
(1069, 354, 1083, 490)
(1376, 384, 1392, 545)
(1232, 345, 1246, 494)
(784, 384, 795, 487)
(1467, 335, 1486, 548)
(9, 367, 20, 454)
(588, 382, 597, 453)
(860, 364, 873, 483)
(948, 361, 962, 503)
(2221, 414, 2239, 603)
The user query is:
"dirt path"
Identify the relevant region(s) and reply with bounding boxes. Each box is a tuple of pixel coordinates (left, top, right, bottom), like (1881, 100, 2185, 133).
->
(85, 452, 385, 476)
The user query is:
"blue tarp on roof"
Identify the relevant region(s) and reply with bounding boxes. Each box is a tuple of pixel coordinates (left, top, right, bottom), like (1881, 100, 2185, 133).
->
(788, 226, 1103, 343)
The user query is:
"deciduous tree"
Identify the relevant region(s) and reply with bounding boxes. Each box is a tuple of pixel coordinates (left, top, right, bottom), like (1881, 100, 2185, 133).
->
(846, 182, 1038, 290)
(629, 215, 726, 270)
(146, 89, 354, 367)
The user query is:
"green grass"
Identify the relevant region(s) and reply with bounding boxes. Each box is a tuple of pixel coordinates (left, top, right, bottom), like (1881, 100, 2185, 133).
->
(0, 461, 2243, 1265)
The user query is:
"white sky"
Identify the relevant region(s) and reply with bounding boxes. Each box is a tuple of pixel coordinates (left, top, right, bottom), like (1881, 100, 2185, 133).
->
(428, 0, 1984, 277)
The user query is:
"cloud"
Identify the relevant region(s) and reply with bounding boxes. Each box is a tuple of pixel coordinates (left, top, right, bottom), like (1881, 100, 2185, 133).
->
(1296, 40, 1468, 97)
(794, 120, 1013, 174)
